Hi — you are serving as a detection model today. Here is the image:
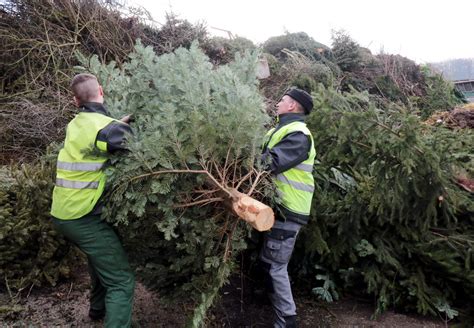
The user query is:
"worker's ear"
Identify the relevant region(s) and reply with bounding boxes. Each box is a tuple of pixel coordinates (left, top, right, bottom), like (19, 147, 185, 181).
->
(288, 99, 297, 112)
(73, 96, 80, 107)
(98, 85, 104, 97)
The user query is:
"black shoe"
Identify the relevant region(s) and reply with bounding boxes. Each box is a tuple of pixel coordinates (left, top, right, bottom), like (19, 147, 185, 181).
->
(89, 308, 106, 321)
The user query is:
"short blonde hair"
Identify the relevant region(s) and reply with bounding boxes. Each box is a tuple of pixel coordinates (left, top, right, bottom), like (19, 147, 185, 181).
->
(70, 73, 100, 104)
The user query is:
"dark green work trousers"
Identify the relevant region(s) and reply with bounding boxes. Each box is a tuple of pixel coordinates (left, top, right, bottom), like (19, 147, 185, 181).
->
(53, 214, 135, 327)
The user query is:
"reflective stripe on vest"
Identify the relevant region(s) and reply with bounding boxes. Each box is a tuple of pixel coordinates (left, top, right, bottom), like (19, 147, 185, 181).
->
(276, 174, 315, 193)
(56, 161, 105, 171)
(56, 178, 100, 189)
(294, 163, 313, 172)
(264, 121, 316, 216)
(51, 112, 119, 220)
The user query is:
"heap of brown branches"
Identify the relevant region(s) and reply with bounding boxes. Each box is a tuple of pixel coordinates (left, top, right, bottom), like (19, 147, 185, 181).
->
(0, 0, 213, 163)
(376, 54, 426, 98)
(424, 106, 474, 129)
(0, 0, 148, 162)
(0, 0, 150, 92)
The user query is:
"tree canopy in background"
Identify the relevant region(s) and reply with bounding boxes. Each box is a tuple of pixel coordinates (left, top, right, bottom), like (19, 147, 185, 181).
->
(431, 58, 474, 81)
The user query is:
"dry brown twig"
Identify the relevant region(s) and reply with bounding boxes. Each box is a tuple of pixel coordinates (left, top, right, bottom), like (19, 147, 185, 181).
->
(0, 0, 161, 163)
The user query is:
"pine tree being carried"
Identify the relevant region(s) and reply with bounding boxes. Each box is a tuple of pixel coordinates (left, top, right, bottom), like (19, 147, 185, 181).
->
(78, 41, 275, 324)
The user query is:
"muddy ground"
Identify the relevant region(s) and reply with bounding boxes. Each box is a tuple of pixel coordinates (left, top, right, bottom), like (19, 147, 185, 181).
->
(1, 264, 448, 327)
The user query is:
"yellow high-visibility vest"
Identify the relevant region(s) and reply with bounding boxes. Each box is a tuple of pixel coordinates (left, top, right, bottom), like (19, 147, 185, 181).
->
(263, 121, 316, 217)
(51, 112, 119, 220)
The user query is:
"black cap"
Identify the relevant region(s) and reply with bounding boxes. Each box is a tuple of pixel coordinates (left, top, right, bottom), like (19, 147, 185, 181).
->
(285, 88, 313, 114)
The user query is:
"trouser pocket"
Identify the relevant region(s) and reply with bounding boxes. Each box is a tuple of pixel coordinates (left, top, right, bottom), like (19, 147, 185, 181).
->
(262, 228, 297, 264)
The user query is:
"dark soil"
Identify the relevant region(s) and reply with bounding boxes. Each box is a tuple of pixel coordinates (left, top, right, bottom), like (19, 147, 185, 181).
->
(207, 273, 445, 328)
(0, 263, 447, 327)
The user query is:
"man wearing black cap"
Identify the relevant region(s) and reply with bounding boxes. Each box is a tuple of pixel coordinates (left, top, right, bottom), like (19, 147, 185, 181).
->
(260, 87, 316, 327)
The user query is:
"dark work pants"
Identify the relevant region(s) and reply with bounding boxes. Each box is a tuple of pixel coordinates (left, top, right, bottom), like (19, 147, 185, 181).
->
(259, 220, 302, 328)
(53, 214, 135, 328)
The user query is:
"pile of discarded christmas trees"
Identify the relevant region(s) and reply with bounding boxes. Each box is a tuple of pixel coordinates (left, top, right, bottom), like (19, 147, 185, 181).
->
(1, 0, 472, 324)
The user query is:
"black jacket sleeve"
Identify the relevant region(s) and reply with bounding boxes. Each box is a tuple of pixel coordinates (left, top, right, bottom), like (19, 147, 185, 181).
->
(96, 121, 133, 153)
(261, 131, 311, 174)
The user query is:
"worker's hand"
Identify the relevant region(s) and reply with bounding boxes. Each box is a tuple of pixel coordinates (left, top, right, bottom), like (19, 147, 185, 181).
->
(120, 114, 134, 124)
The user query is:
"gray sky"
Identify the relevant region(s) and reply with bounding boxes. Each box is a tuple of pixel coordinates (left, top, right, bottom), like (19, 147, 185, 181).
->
(129, 0, 473, 63)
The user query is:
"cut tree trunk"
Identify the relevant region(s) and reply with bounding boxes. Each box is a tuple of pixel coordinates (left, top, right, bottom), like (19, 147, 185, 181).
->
(135, 170, 276, 231)
(227, 188, 274, 231)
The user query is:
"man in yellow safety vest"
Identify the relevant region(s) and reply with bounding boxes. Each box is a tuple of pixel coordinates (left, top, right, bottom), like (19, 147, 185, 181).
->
(51, 73, 135, 327)
(260, 87, 316, 328)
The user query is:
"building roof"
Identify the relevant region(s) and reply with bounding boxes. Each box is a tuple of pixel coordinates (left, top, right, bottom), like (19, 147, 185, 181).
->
(454, 79, 474, 84)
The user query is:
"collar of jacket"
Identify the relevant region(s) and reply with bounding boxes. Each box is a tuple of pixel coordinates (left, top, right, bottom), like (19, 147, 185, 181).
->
(276, 113, 306, 128)
(79, 102, 110, 116)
